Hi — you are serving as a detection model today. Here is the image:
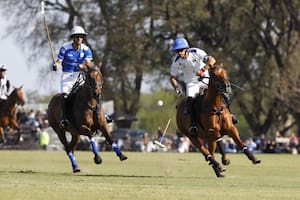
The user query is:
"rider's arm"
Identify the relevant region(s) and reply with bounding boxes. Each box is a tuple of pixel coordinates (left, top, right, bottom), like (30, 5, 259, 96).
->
(78, 59, 93, 71)
(196, 55, 216, 76)
(170, 75, 178, 89)
(203, 55, 216, 68)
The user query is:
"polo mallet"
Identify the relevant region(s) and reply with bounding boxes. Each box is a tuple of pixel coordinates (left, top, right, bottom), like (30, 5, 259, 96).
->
(41, 1, 56, 64)
(154, 118, 171, 149)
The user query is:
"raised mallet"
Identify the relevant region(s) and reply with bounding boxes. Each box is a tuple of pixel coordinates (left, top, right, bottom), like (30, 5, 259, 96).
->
(41, 1, 56, 64)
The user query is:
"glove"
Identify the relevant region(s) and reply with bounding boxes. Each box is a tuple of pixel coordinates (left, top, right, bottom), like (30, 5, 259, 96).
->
(196, 69, 205, 77)
(175, 86, 183, 96)
(52, 63, 57, 71)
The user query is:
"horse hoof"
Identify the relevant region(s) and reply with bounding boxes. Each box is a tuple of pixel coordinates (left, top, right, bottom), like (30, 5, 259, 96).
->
(222, 159, 230, 166)
(119, 154, 128, 161)
(73, 167, 81, 173)
(94, 155, 102, 165)
(253, 159, 261, 164)
(212, 165, 225, 178)
(217, 173, 225, 178)
(219, 166, 226, 172)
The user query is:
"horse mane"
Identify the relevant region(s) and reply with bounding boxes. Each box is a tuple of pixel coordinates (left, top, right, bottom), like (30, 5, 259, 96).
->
(211, 63, 223, 69)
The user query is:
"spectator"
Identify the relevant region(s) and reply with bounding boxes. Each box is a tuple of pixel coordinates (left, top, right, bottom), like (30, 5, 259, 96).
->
(141, 132, 154, 152)
(289, 133, 299, 155)
(120, 132, 131, 151)
(177, 136, 190, 153)
(157, 126, 163, 141)
(245, 137, 257, 152)
(223, 136, 237, 153)
(263, 139, 278, 153)
(39, 126, 50, 150)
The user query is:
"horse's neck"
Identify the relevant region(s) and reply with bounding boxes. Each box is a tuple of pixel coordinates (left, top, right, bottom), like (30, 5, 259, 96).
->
(207, 84, 222, 108)
(78, 86, 99, 105)
(6, 95, 17, 110)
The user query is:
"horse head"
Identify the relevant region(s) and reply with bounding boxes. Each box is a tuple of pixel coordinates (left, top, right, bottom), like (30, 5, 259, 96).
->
(84, 65, 103, 99)
(10, 86, 25, 106)
(209, 64, 231, 94)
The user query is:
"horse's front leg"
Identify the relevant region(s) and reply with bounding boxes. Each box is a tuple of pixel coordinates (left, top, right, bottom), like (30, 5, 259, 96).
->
(208, 115, 231, 166)
(229, 126, 261, 164)
(215, 136, 230, 166)
(189, 136, 224, 178)
(99, 124, 127, 161)
(77, 123, 103, 164)
(0, 127, 6, 144)
(206, 124, 230, 166)
(67, 133, 81, 173)
(89, 136, 102, 164)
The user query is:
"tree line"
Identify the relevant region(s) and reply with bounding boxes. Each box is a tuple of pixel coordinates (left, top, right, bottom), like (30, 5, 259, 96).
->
(1, 0, 300, 137)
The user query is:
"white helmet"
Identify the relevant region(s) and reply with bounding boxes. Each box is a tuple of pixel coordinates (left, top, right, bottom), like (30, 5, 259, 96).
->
(70, 26, 87, 37)
(0, 64, 7, 71)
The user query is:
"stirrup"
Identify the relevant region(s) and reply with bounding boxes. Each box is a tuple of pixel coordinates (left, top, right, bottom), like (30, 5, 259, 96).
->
(59, 119, 69, 129)
(189, 126, 199, 137)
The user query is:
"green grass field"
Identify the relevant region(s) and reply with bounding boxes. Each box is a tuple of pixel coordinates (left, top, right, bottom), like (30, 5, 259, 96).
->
(0, 151, 299, 200)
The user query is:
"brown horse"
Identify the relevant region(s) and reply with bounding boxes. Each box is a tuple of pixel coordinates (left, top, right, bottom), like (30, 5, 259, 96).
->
(176, 64, 260, 177)
(0, 86, 25, 144)
(47, 66, 127, 173)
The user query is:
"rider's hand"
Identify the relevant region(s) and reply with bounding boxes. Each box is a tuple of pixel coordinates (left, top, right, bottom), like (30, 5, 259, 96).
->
(196, 69, 205, 77)
(77, 64, 87, 71)
(175, 86, 183, 96)
(52, 63, 57, 71)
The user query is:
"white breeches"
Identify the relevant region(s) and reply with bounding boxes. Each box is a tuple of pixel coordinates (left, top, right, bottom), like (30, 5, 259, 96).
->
(60, 72, 84, 94)
(186, 79, 208, 97)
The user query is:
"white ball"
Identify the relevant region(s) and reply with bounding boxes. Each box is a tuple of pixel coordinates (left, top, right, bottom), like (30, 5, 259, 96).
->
(157, 100, 164, 106)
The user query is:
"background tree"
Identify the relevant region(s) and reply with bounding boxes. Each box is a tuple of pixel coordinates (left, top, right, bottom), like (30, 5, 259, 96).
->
(1, 0, 300, 137)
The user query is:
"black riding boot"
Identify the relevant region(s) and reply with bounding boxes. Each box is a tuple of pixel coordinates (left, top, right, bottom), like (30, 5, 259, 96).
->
(59, 93, 69, 129)
(186, 97, 198, 137)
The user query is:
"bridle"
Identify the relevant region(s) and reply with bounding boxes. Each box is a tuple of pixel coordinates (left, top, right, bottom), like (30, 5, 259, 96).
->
(84, 67, 103, 99)
(208, 66, 231, 95)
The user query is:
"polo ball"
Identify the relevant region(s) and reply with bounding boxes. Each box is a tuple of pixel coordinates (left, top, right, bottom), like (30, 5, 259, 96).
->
(157, 100, 164, 106)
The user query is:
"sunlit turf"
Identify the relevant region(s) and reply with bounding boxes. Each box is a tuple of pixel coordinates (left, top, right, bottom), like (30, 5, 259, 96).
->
(0, 151, 299, 200)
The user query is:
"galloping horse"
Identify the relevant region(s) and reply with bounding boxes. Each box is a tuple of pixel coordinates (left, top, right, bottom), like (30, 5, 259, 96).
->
(47, 65, 127, 173)
(177, 64, 260, 177)
(0, 86, 25, 144)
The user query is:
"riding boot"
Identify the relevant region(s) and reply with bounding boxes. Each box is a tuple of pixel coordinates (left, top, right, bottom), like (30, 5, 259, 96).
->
(59, 93, 69, 129)
(186, 97, 198, 137)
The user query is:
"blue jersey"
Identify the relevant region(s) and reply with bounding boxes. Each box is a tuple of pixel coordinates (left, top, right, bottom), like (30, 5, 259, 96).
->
(57, 42, 93, 72)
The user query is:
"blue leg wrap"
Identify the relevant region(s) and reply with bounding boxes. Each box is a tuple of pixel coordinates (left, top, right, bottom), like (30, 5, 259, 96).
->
(67, 152, 77, 169)
(112, 142, 122, 157)
(90, 137, 99, 155)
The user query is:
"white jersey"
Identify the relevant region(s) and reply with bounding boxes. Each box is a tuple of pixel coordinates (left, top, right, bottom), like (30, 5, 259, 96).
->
(170, 48, 210, 97)
(0, 75, 8, 100)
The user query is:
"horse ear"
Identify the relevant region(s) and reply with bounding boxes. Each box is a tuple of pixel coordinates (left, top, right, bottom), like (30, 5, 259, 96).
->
(19, 85, 23, 89)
